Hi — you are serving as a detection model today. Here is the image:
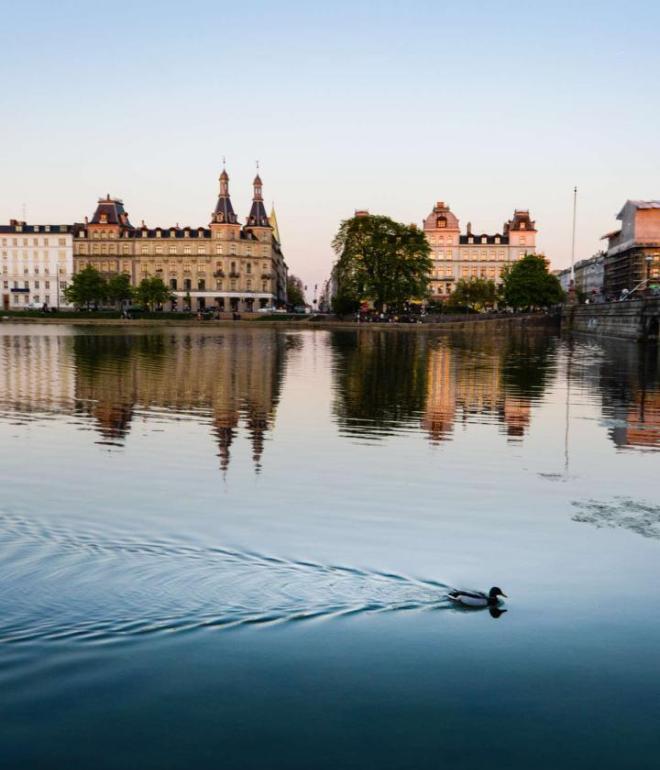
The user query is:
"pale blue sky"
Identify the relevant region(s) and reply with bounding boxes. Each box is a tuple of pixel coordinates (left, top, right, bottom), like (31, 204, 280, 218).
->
(1, 0, 658, 291)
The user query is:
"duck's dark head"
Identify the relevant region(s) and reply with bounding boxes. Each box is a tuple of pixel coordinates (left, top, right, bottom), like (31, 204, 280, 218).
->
(489, 587, 507, 601)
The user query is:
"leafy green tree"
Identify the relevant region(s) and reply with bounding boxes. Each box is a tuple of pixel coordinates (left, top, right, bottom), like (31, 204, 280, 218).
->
(286, 274, 306, 307)
(332, 214, 432, 311)
(501, 254, 564, 310)
(134, 276, 173, 310)
(331, 290, 360, 316)
(448, 277, 497, 311)
(106, 273, 133, 308)
(64, 265, 107, 309)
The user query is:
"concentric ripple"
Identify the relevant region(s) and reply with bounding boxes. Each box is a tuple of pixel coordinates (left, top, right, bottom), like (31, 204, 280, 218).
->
(0, 511, 452, 645)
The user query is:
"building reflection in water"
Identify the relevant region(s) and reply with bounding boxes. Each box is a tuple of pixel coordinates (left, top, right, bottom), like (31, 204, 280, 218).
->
(584, 338, 660, 451)
(0, 329, 290, 473)
(330, 329, 556, 444)
(0, 327, 658, 458)
(73, 330, 290, 471)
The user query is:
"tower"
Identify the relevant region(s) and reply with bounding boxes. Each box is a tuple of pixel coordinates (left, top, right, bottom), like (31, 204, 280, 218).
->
(210, 166, 241, 241)
(244, 172, 272, 242)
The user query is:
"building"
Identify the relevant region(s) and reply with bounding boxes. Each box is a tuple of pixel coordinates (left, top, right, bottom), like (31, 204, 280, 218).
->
(602, 200, 660, 297)
(0, 221, 73, 310)
(556, 252, 605, 298)
(422, 202, 537, 298)
(73, 168, 287, 312)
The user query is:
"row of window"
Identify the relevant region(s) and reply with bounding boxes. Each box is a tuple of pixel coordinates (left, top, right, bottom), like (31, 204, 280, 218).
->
(2, 280, 59, 290)
(85, 229, 265, 241)
(85, 260, 270, 275)
(78, 244, 270, 256)
(2, 267, 67, 276)
(167, 278, 271, 292)
(0, 237, 69, 247)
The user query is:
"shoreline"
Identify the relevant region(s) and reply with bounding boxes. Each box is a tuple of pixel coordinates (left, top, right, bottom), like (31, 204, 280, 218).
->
(0, 313, 558, 332)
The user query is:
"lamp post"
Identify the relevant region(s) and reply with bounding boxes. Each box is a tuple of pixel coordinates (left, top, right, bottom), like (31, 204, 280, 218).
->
(646, 254, 653, 296)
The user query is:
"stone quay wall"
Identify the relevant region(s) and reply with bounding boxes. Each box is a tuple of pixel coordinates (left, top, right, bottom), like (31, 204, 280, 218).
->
(562, 298, 660, 341)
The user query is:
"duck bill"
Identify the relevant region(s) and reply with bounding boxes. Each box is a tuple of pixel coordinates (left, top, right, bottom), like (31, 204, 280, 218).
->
(500, 593, 508, 598)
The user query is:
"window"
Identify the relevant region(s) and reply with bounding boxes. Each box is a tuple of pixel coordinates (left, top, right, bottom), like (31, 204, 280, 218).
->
(198, 279, 206, 290)
(184, 246, 191, 255)
(170, 278, 178, 290)
(184, 278, 191, 291)
(169, 246, 176, 255)
(216, 245, 223, 254)
(246, 263, 252, 274)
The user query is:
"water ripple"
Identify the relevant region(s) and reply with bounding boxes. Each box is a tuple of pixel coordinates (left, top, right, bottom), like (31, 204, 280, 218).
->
(0, 511, 452, 645)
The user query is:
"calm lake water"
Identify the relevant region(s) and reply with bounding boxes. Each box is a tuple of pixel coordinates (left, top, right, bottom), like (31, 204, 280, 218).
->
(1, 323, 659, 769)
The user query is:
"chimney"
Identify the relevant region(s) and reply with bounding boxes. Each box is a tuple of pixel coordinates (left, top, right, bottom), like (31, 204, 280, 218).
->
(466, 221, 472, 236)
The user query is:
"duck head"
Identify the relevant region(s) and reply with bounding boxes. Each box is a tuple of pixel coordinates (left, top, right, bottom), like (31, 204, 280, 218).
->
(488, 587, 507, 603)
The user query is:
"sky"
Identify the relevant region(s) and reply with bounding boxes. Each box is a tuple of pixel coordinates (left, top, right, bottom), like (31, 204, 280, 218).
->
(1, 0, 659, 296)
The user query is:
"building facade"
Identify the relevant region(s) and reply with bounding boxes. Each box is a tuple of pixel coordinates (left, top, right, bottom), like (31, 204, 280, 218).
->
(422, 202, 537, 298)
(556, 252, 606, 298)
(0, 221, 73, 310)
(602, 200, 660, 297)
(73, 169, 287, 312)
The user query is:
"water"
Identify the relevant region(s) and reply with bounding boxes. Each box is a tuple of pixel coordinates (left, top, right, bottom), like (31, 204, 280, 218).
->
(0, 323, 659, 769)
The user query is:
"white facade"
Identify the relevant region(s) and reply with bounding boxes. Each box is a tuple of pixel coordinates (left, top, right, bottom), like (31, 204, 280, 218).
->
(0, 221, 74, 310)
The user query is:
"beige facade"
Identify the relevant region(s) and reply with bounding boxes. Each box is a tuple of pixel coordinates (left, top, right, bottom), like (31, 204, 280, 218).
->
(422, 202, 537, 298)
(73, 169, 287, 312)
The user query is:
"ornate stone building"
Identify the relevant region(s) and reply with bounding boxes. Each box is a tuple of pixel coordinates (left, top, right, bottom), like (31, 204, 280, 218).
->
(73, 169, 287, 311)
(422, 202, 537, 298)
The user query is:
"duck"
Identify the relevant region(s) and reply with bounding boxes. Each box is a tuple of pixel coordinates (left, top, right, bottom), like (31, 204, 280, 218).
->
(448, 587, 507, 608)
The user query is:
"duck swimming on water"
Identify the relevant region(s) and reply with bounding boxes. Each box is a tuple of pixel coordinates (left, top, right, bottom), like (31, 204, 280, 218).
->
(448, 587, 507, 608)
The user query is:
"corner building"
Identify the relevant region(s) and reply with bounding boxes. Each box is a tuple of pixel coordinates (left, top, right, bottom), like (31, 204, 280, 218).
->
(422, 202, 537, 298)
(74, 169, 287, 312)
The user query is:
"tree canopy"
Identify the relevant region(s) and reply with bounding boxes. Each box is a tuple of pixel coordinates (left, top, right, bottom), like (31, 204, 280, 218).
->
(286, 274, 306, 307)
(501, 254, 564, 310)
(134, 276, 173, 310)
(332, 214, 432, 311)
(447, 277, 498, 311)
(64, 265, 107, 308)
(106, 273, 133, 307)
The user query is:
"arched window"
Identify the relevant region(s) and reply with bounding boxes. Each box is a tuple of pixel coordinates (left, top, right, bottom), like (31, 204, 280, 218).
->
(436, 216, 447, 228)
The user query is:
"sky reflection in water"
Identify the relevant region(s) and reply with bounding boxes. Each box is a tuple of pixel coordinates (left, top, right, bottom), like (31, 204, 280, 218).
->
(0, 324, 659, 769)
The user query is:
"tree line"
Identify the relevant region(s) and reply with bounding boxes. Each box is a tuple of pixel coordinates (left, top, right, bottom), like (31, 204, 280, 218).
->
(64, 266, 174, 310)
(331, 213, 563, 314)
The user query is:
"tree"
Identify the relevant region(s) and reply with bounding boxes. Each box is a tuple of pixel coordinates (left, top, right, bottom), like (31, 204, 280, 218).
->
(332, 214, 432, 311)
(448, 277, 497, 311)
(134, 276, 173, 310)
(64, 265, 107, 309)
(106, 273, 133, 308)
(286, 274, 306, 307)
(501, 254, 564, 310)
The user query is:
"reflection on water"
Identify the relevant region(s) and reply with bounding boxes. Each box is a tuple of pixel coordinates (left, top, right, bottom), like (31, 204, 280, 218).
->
(1, 324, 660, 770)
(1, 326, 658, 458)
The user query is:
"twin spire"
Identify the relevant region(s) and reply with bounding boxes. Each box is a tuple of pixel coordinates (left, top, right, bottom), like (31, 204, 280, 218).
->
(212, 164, 269, 229)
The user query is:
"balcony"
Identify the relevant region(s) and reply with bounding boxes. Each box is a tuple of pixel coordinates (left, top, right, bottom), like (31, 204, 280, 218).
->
(229, 272, 240, 279)
(213, 270, 225, 278)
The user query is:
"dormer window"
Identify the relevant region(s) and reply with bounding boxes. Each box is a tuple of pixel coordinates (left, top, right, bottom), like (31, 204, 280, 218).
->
(34, 226, 40, 232)
(100, 214, 108, 224)
(142, 230, 147, 237)
(156, 230, 161, 238)
(170, 229, 175, 237)
(495, 237, 500, 244)
(436, 216, 447, 228)
(468, 237, 474, 244)
(520, 222, 526, 230)
(481, 236, 487, 244)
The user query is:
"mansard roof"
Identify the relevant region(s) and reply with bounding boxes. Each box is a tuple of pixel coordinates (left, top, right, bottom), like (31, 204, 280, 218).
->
(213, 194, 238, 224)
(507, 209, 536, 232)
(460, 233, 509, 245)
(90, 196, 133, 228)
